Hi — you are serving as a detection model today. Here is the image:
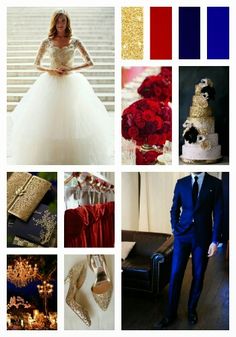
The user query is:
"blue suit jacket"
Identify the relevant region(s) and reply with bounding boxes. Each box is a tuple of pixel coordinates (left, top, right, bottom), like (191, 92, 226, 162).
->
(170, 173, 223, 246)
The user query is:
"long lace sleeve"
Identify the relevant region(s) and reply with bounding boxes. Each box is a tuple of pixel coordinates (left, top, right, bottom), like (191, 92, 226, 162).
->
(75, 38, 94, 66)
(34, 39, 48, 67)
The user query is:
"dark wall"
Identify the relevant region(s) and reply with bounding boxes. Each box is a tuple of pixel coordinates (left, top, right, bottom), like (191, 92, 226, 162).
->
(221, 172, 229, 243)
(179, 66, 229, 157)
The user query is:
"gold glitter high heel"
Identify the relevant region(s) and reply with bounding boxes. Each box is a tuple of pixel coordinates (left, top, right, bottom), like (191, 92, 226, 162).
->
(88, 255, 113, 311)
(65, 261, 91, 326)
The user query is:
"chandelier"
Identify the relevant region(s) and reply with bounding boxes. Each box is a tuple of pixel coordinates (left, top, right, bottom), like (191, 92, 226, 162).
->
(7, 257, 38, 287)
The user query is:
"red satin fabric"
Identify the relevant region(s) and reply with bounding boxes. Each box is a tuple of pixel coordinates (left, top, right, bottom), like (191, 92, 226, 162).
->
(150, 7, 172, 59)
(64, 202, 114, 247)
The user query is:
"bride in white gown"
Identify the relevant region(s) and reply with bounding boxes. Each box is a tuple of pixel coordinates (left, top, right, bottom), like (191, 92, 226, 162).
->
(10, 9, 114, 165)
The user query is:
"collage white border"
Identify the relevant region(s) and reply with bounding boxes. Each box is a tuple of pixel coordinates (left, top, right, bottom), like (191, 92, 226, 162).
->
(0, 0, 235, 336)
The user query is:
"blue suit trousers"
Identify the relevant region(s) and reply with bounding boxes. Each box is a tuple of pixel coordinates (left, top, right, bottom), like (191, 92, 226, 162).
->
(167, 232, 209, 318)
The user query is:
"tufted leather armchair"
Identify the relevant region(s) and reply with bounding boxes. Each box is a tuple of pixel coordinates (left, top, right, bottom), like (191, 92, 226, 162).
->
(122, 230, 174, 295)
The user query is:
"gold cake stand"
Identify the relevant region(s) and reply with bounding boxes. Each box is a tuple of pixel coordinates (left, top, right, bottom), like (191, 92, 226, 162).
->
(180, 156, 223, 164)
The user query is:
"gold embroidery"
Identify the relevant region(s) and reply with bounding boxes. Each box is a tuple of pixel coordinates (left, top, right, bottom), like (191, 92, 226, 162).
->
(34, 39, 49, 66)
(7, 172, 32, 208)
(33, 210, 56, 245)
(75, 38, 93, 64)
(34, 37, 93, 69)
(7, 173, 51, 222)
(13, 236, 43, 248)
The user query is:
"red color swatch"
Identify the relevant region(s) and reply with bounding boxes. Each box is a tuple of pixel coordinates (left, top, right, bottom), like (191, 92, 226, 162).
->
(150, 7, 172, 59)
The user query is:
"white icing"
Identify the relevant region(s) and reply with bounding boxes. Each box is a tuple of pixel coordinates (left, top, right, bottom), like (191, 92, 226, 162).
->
(182, 143, 221, 160)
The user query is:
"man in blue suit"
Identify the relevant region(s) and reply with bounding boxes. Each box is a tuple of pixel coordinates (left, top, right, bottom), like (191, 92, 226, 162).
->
(155, 172, 223, 328)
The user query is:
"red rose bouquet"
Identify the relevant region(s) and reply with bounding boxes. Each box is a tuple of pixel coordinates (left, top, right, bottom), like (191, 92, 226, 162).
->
(122, 98, 172, 146)
(137, 67, 172, 103)
(122, 67, 172, 147)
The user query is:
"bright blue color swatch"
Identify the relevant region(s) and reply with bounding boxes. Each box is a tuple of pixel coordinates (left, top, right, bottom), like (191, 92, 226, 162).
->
(207, 7, 229, 59)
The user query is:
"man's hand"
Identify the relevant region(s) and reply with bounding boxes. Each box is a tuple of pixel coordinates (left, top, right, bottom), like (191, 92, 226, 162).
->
(208, 242, 218, 257)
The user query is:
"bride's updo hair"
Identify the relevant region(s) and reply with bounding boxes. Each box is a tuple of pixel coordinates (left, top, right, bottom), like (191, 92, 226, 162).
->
(48, 9, 72, 39)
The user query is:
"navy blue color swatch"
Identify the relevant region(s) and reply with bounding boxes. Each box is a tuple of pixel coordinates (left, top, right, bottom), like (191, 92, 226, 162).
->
(207, 7, 229, 59)
(179, 7, 200, 59)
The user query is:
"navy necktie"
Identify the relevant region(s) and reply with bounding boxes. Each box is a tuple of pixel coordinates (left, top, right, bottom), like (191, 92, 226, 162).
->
(192, 176, 199, 206)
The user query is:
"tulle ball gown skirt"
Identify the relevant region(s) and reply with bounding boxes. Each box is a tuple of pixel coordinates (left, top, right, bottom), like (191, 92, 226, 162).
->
(10, 72, 114, 164)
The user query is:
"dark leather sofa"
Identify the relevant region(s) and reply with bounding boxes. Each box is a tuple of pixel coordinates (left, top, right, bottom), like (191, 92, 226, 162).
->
(122, 230, 174, 295)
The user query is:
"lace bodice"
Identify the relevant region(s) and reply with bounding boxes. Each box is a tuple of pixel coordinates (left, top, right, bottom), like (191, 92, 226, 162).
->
(34, 37, 92, 68)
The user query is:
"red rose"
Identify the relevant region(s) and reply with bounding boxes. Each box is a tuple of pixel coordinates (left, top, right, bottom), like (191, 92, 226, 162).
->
(147, 99, 160, 112)
(135, 136, 146, 146)
(155, 133, 167, 146)
(143, 109, 156, 121)
(153, 86, 162, 98)
(163, 121, 171, 133)
(160, 67, 172, 81)
(122, 97, 171, 145)
(147, 134, 160, 145)
(144, 121, 158, 134)
(158, 103, 172, 119)
(121, 117, 130, 139)
(135, 117, 146, 129)
(155, 116, 164, 130)
(128, 126, 139, 139)
(166, 131, 172, 141)
(137, 76, 157, 98)
(137, 73, 172, 103)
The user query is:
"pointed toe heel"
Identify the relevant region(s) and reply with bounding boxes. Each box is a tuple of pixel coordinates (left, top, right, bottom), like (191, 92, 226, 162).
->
(88, 255, 113, 311)
(65, 261, 91, 326)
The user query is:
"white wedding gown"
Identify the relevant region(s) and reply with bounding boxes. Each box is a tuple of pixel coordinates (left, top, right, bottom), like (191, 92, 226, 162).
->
(10, 38, 113, 164)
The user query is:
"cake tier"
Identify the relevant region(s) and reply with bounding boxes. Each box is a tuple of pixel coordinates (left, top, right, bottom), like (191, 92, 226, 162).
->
(192, 95, 208, 108)
(189, 106, 212, 117)
(186, 116, 215, 134)
(182, 143, 221, 160)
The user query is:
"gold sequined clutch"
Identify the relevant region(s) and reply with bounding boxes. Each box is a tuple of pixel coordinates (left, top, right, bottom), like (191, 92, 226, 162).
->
(7, 172, 51, 222)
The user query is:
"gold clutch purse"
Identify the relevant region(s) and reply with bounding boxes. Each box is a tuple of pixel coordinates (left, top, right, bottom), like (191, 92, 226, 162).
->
(7, 172, 51, 222)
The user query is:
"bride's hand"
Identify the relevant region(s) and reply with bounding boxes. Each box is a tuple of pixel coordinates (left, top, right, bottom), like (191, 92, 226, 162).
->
(58, 66, 72, 74)
(60, 66, 71, 71)
(55, 67, 66, 75)
(48, 67, 70, 75)
(47, 68, 62, 75)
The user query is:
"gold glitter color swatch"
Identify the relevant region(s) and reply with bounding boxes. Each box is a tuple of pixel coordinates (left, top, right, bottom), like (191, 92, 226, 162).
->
(122, 7, 143, 60)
